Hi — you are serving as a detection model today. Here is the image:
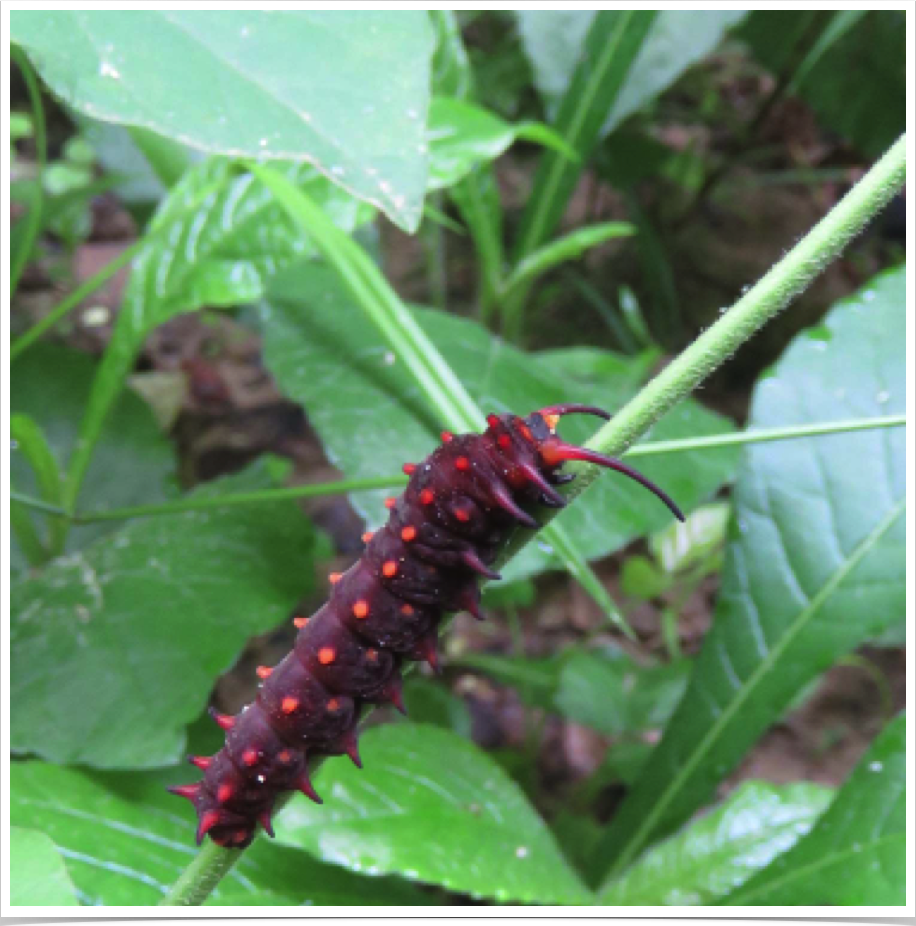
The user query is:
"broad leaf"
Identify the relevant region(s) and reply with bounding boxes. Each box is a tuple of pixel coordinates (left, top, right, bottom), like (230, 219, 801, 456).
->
(518, 10, 747, 136)
(591, 268, 906, 883)
(10, 462, 318, 768)
(11, 10, 433, 230)
(400, 677, 473, 737)
(278, 724, 592, 904)
(9, 827, 80, 906)
(599, 782, 832, 905)
(724, 715, 905, 905)
(11, 344, 175, 567)
(261, 262, 737, 584)
(9, 764, 434, 906)
(429, 10, 472, 99)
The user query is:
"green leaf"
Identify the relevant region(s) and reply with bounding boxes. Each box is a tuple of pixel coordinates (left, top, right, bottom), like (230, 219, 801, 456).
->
(8, 827, 80, 906)
(724, 715, 906, 905)
(555, 649, 690, 737)
(739, 11, 904, 158)
(11, 343, 176, 567)
(518, 10, 747, 136)
(599, 782, 833, 905)
(513, 11, 658, 262)
(591, 268, 906, 883)
(458, 647, 689, 737)
(9, 763, 432, 906)
(427, 97, 572, 192)
(11, 10, 434, 230)
(648, 502, 730, 575)
(62, 156, 369, 516)
(261, 262, 737, 585)
(620, 555, 671, 600)
(503, 222, 634, 299)
(278, 724, 593, 904)
(10, 461, 317, 768)
(430, 11, 472, 99)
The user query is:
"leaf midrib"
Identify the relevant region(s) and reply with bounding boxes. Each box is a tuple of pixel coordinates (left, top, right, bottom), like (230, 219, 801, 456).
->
(603, 496, 906, 882)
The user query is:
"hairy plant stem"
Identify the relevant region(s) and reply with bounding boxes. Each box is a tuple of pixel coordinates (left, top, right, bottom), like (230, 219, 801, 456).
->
(159, 134, 904, 905)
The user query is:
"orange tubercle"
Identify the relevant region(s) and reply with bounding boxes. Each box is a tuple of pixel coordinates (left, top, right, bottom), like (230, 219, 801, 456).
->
(329, 572, 342, 584)
(256, 665, 272, 680)
(353, 600, 369, 619)
(419, 489, 434, 505)
(281, 696, 299, 714)
(293, 616, 308, 629)
(401, 603, 415, 616)
(384, 497, 396, 509)
(455, 508, 471, 522)
(365, 648, 379, 662)
(544, 413, 560, 431)
(401, 525, 417, 542)
(217, 783, 233, 803)
(361, 531, 374, 543)
(498, 434, 512, 450)
(382, 560, 398, 578)
(441, 431, 453, 442)
(277, 750, 293, 763)
(318, 647, 336, 665)
(242, 748, 259, 767)
(327, 698, 340, 712)
(455, 456, 470, 471)
(402, 463, 417, 475)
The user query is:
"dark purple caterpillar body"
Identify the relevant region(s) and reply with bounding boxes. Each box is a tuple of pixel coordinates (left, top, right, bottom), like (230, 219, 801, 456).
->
(169, 406, 684, 847)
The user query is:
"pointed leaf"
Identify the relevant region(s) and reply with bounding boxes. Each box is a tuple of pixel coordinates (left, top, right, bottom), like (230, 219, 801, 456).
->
(277, 724, 593, 904)
(11, 462, 317, 768)
(592, 268, 906, 883)
(9, 827, 80, 906)
(11, 10, 433, 229)
(724, 715, 905, 905)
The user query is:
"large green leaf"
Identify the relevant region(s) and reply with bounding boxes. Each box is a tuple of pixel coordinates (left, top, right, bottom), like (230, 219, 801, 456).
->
(9, 764, 435, 906)
(9, 827, 80, 906)
(261, 262, 737, 584)
(518, 11, 747, 137)
(10, 462, 317, 768)
(277, 724, 592, 904)
(10, 10, 433, 230)
(739, 11, 905, 158)
(591, 268, 906, 884)
(599, 782, 832, 905)
(11, 343, 175, 567)
(724, 715, 906, 905)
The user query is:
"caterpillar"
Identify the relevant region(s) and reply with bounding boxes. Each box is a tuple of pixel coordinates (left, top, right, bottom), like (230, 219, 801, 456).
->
(169, 406, 684, 847)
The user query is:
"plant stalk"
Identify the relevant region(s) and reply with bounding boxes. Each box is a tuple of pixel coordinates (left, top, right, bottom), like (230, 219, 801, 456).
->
(157, 134, 906, 905)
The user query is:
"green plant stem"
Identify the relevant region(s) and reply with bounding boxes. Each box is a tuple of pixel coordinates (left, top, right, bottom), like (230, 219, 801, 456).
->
(149, 137, 908, 906)
(11, 240, 142, 362)
(10, 45, 47, 297)
(11, 416, 901, 527)
(624, 413, 906, 458)
(157, 843, 243, 906)
(75, 476, 406, 523)
(572, 136, 906, 495)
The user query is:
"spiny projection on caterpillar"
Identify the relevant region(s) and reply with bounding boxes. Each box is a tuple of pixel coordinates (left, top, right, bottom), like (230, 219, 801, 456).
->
(169, 406, 684, 847)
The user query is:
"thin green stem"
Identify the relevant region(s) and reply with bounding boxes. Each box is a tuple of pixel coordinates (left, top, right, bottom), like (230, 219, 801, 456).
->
(157, 843, 243, 906)
(13, 417, 904, 528)
(624, 414, 907, 458)
(574, 136, 906, 492)
(74, 476, 406, 524)
(159, 136, 904, 906)
(10, 45, 47, 297)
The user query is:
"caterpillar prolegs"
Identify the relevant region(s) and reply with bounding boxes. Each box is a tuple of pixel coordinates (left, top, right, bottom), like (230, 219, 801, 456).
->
(169, 406, 684, 847)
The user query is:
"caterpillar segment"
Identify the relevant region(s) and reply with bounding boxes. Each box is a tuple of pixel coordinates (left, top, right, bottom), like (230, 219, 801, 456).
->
(169, 407, 683, 846)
